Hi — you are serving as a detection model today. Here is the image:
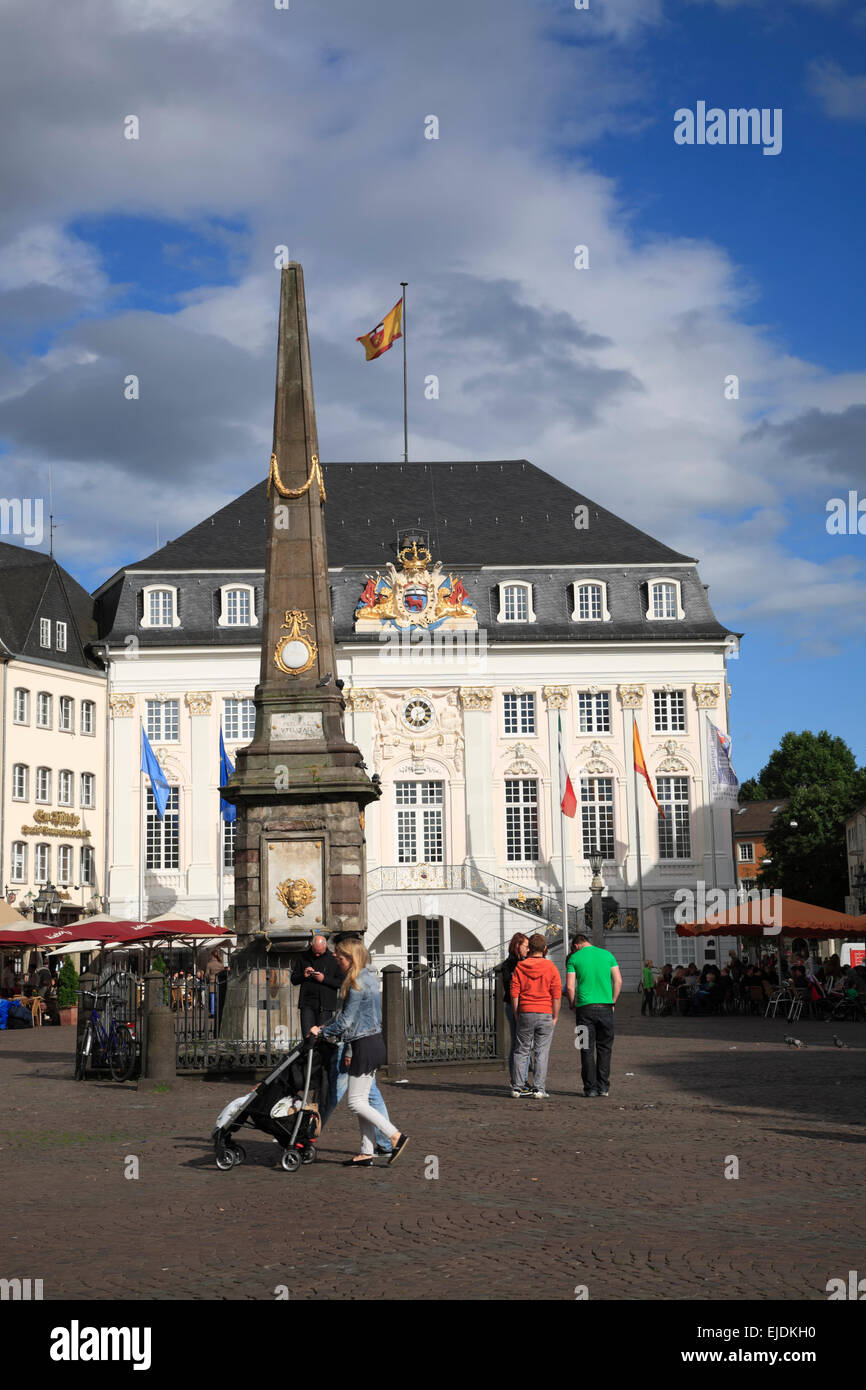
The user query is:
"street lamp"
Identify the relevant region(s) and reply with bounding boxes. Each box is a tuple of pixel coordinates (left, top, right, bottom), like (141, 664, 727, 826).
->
(588, 851, 604, 948)
(33, 883, 61, 924)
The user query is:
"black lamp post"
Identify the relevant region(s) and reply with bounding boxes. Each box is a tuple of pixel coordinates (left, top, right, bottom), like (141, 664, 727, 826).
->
(588, 852, 605, 948)
(33, 883, 62, 924)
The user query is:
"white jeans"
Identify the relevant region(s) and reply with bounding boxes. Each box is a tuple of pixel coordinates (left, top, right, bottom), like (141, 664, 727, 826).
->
(346, 1072, 399, 1155)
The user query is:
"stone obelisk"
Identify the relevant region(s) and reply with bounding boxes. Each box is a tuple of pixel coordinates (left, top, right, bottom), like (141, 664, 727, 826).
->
(223, 264, 379, 958)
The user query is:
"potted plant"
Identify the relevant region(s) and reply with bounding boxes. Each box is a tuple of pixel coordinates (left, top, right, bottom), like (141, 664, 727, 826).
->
(57, 960, 79, 1026)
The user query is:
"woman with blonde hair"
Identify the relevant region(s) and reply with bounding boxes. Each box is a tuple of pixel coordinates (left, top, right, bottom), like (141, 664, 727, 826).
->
(310, 938, 409, 1168)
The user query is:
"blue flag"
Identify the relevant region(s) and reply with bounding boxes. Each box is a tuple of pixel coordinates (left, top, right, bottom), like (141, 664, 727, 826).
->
(141, 727, 170, 820)
(219, 730, 237, 823)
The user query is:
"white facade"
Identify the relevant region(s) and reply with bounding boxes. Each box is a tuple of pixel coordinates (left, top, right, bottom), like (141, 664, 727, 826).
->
(105, 631, 736, 983)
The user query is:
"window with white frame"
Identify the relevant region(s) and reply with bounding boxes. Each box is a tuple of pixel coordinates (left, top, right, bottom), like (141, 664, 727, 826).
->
(661, 906, 698, 967)
(56, 621, 67, 652)
(35, 843, 50, 884)
(146, 699, 179, 742)
(80, 844, 95, 886)
(81, 700, 95, 735)
(58, 770, 74, 807)
(653, 689, 686, 733)
(59, 695, 74, 732)
(12, 764, 28, 800)
(57, 844, 73, 885)
(223, 818, 236, 871)
(647, 579, 684, 621)
(146, 787, 179, 869)
(36, 767, 51, 804)
(223, 698, 255, 741)
(572, 581, 609, 622)
(581, 777, 615, 859)
(219, 584, 257, 627)
(577, 691, 610, 734)
(11, 842, 27, 883)
(80, 772, 95, 809)
(503, 692, 536, 736)
(738, 842, 755, 863)
(657, 776, 692, 859)
(407, 916, 442, 973)
(13, 688, 29, 724)
(395, 781, 444, 864)
(39, 618, 51, 648)
(142, 585, 180, 628)
(498, 582, 535, 623)
(505, 779, 539, 861)
(36, 692, 52, 728)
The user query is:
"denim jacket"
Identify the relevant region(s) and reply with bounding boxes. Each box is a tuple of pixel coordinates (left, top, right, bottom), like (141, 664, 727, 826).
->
(319, 968, 382, 1043)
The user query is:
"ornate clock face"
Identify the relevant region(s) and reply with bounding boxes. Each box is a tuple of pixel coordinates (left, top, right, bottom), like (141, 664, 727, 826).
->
(403, 697, 433, 730)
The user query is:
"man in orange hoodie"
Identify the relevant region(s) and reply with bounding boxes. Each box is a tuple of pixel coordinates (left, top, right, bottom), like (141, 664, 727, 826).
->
(509, 933, 562, 1098)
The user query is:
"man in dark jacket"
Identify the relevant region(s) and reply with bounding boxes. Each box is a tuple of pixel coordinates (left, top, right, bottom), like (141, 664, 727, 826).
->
(291, 934, 343, 1037)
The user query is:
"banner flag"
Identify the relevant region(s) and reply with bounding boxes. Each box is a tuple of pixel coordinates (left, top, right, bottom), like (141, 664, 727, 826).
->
(141, 727, 170, 820)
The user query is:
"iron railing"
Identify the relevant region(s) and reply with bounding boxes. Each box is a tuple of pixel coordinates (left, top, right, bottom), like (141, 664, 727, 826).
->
(174, 950, 302, 1072)
(402, 959, 498, 1063)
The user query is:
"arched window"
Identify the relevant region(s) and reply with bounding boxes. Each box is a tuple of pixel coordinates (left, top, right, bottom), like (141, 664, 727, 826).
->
(218, 584, 258, 627)
(647, 579, 684, 621)
(572, 581, 610, 622)
(57, 844, 73, 885)
(58, 770, 74, 807)
(35, 844, 51, 884)
(497, 582, 535, 623)
(141, 585, 180, 628)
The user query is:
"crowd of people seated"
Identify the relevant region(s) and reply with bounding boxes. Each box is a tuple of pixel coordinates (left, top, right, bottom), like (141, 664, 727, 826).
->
(641, 951, 866, 1019)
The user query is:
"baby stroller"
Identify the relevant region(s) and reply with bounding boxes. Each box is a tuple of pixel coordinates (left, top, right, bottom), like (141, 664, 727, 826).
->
(212, 1034, 331, 1173)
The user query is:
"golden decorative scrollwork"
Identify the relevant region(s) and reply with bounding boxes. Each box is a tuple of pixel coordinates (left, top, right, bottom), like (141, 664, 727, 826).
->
(273, 609, 318, 678)
(268, 451, 326, 502)
(276, 877, 316, 918)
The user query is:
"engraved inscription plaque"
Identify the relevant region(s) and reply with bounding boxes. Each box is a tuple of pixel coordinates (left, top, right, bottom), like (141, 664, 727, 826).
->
(270, 711, 324, 741)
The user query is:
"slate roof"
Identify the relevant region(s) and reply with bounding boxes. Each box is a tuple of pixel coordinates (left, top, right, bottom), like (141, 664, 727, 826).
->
(731, 799, 789, 838)
(0, 541, 103, 671)
(93, 461, 735, 647)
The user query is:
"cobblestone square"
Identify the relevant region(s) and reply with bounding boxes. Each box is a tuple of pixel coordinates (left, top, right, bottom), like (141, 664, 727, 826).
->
(2, 996, 863, 1302)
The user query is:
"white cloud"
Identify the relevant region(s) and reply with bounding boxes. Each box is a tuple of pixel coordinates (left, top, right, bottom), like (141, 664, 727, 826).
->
(807, 59, 866, 121)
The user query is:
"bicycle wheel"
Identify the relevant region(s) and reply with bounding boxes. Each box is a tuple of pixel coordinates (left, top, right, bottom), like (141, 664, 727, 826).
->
(109, 1026, 136, 1082)
(75, 1023, 93, 1081)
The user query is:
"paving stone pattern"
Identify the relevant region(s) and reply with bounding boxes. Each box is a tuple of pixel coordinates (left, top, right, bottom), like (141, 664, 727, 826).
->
(1, 997, 863, 1301)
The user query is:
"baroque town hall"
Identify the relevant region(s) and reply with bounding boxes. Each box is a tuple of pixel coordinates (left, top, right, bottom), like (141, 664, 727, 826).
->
(91, 458, 739, 984)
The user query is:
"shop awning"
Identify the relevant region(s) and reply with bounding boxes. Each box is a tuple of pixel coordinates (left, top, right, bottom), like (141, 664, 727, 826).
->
(676, 895, 866, 940)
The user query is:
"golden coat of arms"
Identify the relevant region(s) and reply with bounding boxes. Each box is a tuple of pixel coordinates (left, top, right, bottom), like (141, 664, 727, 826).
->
(354, 541, 477, 631)
(276, 877, 316, 918)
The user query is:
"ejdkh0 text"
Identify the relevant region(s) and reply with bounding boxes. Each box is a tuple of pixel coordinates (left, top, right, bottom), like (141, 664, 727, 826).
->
(50, 1321, 152, 1371)
(673, 883, 783, 933)
(674, 103, 782, 156)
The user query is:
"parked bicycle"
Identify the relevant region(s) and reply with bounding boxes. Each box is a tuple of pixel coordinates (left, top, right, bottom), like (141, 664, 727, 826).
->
(75, 989, 137, 1082)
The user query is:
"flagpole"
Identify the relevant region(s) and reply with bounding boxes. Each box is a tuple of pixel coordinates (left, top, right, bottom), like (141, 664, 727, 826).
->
(138, 719, 145, 924)
(560, 807, 569, 977)
(400, 282, 408, 463)
(218, 815, 224, 932)
(632, 715, 648, 968)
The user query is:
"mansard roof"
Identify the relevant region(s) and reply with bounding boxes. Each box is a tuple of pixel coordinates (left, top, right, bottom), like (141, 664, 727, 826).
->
(94, 460, 735, 646)
(0, 541, 103, 671)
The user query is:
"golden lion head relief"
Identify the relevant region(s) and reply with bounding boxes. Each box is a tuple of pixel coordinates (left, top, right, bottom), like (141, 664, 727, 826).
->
(276, 877, 316, 918)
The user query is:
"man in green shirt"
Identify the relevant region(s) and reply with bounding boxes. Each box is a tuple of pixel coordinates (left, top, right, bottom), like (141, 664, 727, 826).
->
(566, 933, 622, 1097)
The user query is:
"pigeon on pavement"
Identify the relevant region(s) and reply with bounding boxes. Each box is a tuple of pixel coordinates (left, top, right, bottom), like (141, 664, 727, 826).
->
(784, 1036, 805, 1048)
(832, 1035, 848, 1049)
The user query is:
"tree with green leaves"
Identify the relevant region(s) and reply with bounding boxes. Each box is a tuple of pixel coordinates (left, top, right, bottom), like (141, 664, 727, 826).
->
(748, 731, 866, 908)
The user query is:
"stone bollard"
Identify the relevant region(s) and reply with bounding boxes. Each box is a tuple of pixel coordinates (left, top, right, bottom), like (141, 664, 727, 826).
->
(381, 964, 407, 1082)
(494, 964, 510, 1063)
(139, 970, 174, 1091)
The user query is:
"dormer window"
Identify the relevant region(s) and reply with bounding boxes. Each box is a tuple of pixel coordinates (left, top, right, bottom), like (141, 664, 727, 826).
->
(39, 618, 51, 648)
(498, 582, 535, 624)
(218, 583, 258, 627)
(572, 581, 610, 622)
(141, 585, 180, 629)
(647, 579, 684, 621)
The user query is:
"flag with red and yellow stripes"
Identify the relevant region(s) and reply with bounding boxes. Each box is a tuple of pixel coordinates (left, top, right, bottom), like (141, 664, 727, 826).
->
(356, 298, 403, 361)
(633, 718, 665, 819)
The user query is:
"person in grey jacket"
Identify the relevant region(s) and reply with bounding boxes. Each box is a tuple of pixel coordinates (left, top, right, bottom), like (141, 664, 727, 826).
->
(310, 938, 409, 1168)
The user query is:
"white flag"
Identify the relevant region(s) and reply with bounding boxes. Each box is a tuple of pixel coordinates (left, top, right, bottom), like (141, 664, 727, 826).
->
(707, 719, 739, 806)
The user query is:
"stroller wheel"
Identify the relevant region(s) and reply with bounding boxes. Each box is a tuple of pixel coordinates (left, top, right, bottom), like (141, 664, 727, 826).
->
(301, 1146, 317, 1165)
(232, 1144, 246, 1165)
(215, 1147, 236, 1171)
(280, 1148, 301, 1172)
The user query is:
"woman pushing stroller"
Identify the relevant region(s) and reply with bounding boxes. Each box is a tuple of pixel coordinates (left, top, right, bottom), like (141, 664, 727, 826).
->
(309, 937, 409, 1168)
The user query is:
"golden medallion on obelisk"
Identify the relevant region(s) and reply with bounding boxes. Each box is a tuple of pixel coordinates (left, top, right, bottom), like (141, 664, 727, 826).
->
(273, 609, 318, 677)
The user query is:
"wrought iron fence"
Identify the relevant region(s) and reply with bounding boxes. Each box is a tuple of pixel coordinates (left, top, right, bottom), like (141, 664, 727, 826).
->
(174, 949, 302, 1073)
(403, 959, 498, 1063)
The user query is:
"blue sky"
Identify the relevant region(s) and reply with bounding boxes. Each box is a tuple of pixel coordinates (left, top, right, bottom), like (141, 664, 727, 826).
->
(0, 0, 863, 783)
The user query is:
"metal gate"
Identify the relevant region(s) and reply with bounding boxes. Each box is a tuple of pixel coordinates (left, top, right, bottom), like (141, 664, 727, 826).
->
(403, 960, 497, 1062)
